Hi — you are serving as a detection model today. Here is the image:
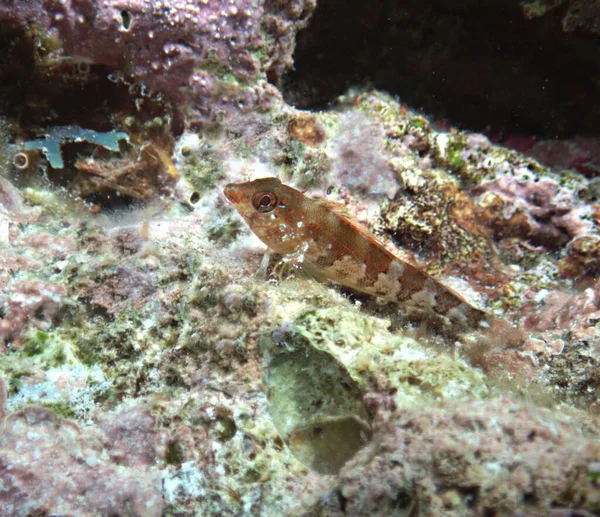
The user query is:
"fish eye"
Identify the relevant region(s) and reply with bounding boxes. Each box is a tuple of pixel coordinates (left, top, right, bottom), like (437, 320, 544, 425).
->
(252, 191, 278, 213)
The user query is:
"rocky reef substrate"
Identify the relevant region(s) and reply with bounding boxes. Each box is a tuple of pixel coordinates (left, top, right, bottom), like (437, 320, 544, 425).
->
(1, 1, 600, 516)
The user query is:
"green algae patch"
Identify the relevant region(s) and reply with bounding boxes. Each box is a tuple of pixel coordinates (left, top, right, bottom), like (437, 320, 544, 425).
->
(22, 330, 79, 367)
(38, 401, 77, 420)
(165, 440, 184, 467)
(22, 330, 52, 357)
(288, 414, 370, 475)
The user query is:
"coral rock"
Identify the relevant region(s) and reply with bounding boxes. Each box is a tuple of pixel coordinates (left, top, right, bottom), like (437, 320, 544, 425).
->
(0, 279, 67, 352)
(307, 399, 600, 517)
(0, 0, 316, 124)
(474, 174, 593, 248)
(0, 406, 164, 517)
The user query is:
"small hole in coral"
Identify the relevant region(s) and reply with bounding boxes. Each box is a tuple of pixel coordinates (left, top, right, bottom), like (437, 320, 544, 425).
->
(459, 486, 480, 509)
(120, 10, 132, 31)
(189, 191, 200, 204)
(13, 153, 29, 169)
(273, 435, 284, 450)
(340, 380, 353, 391)
(77, 61, 91, 75)
(392, 490, 413, 509)
(335, 489, 348, 512)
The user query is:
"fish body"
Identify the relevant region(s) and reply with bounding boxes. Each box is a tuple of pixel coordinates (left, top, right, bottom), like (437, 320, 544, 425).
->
(224, 177, 522, 345)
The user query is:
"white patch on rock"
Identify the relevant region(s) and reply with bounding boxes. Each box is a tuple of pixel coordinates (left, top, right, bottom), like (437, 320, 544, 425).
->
(0, 211, 8, 245)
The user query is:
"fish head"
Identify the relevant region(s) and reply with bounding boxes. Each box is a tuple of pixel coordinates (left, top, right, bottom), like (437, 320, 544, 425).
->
(224, 177, 306, 255)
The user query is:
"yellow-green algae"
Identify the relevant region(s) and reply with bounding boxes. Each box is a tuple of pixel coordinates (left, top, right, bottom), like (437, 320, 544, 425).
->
(258, 279, 489, 474)
(263, 281, 489, 403)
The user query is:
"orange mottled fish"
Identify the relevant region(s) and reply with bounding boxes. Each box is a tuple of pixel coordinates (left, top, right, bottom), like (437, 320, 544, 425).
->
(224, 177, 523, 346)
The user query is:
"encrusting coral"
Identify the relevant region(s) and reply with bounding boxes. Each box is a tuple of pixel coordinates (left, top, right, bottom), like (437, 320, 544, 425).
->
(0, 405, 164, 517)
(0, 0, 315, 125)
(305, 398, 600, 517)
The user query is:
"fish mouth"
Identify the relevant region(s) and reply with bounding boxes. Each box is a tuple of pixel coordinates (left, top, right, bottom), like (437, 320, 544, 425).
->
(223, 183, 242, 204)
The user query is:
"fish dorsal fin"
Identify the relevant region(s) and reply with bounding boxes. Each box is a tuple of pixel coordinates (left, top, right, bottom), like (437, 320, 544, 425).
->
(313, 197, 353, 217)
(313, 196, 387, 247)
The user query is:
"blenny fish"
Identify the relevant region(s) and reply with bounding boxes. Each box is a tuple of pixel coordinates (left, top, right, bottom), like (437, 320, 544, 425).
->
(224, 177, 523, 345)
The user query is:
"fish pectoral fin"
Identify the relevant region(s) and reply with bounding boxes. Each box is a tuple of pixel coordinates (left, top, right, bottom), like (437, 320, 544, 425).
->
(256, 252, 290, 280)
(255, 252, 273, 279)
(267, 253, 306, 282)
(301, 259, 331, 284)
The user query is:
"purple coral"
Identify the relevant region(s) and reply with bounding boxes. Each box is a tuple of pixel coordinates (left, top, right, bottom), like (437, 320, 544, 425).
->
(311, 398, 600, 516)
(528, 136, 600, 177)
(97, 407, 168, 467)
(0, 175, 22, 213)
(331, 112, 398, 199)
(523, 280, 600, 360)
(0, 0, 315, 124)
(0, 406, 164, 517)
(473, 173, 594, 248)
(527, 285, 600, 335)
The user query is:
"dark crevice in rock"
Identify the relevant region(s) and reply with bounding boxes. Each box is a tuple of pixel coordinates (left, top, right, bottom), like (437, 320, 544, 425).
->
(283, 0, 600, 140)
